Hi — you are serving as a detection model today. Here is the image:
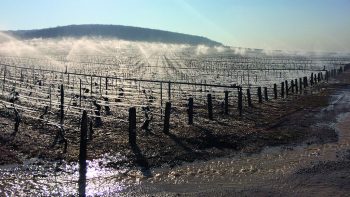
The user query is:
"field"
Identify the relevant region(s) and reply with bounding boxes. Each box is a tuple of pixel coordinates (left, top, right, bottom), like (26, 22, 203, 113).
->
(0, 38, 350, 195)
(0, 39, 348, 126)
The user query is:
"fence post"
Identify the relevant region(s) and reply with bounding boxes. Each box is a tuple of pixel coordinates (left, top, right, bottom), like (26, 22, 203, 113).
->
(33, 67, 35, 85)
(247, 89, 252, 107)
(90, 75, 93, 96)
(299, 78, 303, 93)
(188, 98, 193, 125)
(291, 80, 294, 94)
(129, 107, 136, 145)
(314, 74, 317, 84)
(99, 77, 102, 94)
(207, 94, 213, 120)
(2, 65, 6, 93)
(257, 87, 262, 103)
(20, 69, 23, 84)
(273, 84, 277, 99)
(264, 87, 268, 101)
(164, 102, 171, 133)
(79, 79, 82, 109)
(78, 110, 88, 197)
(224, 91, 229, 115)
(310, 73, 314, 86)
(238, 88, 243, 116)
(168, 81, 171, 101)
(14, 66, 17, 88)
(105, 77, 108, 95)
(281, 82, 285, 98)
(303, 76, 308, 88)
(49, 86, 52, 111)
(160, 82, 163, 119)
(60, 84, 64, 125)
(318, 73, 321, 82)
(295, 79, 298, 93)
(285, 80, 289, 96)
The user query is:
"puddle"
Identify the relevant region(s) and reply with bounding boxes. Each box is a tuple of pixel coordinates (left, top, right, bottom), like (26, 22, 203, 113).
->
(0, 153, 130, 196)
(1, 86, 350, 196)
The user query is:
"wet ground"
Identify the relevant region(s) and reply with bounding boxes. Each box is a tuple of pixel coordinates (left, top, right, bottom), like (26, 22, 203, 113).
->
(1, 72, 350, 196)
(123, 85, 350, 196)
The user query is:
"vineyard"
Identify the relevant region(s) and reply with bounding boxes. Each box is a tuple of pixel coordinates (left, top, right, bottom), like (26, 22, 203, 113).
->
(1, 39, 350, 195)
(0, 46, 349, 145)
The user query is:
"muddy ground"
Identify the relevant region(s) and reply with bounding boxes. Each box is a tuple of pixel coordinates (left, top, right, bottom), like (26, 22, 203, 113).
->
(120, 69, 350, 196)
(0, 70, 346, 170)
(0, 69, 350, 196)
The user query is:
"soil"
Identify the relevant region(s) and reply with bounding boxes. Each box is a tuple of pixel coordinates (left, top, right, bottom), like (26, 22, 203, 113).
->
(1, 69, 348, 171)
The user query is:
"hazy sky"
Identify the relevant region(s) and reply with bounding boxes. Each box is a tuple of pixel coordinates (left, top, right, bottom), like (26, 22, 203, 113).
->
(1, 0, 349, 52)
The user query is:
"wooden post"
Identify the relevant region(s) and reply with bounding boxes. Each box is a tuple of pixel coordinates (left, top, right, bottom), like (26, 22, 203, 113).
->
(160, 82, 163, 119)
(164, 102, 171, 133)
(99, 77, 102, 94)
(207, 94, 213, 120)
(281, 82, 285, 98)
(310, 73, 314, 86)
(238, 88, 243, 117)
(314, 74, 317, 84)
(291, 80, 294, 94)
(32, 67, 35, 85)
(60, 84, 64, 125)
(168, 81, 171, 101)
(247, 89, 252, 107)
(285, 80, 289, 96)
(318, 73, 321, 82)
(79, 79, 82, 109)
(61, 73, 64, 86)
(105, 77, 108, 95)
(257, 87, 262, 103)
(128, 107, 136, 145)
(20, 69, 23, 84)
(49, 86, 52, 111)
(224, 91, 229, 115)
(273, 84, 277, 99)
(264, 87, 268, 101)
(303, 76, 308, 88)
(188, 98, 193, 125)
(14, 66, 17, 88)
(2, 65, 6, 93)
(78, 110, 88, 197)
(295, 79, 298, 93)
(299, 78, 303, 92)
(90, 75, 93, 96)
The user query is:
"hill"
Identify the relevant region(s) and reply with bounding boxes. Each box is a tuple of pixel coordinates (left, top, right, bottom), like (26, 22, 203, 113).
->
(5, 24, 222, 46)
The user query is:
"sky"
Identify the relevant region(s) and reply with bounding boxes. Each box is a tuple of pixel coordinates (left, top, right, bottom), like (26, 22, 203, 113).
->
(0, 0, 349, 52)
